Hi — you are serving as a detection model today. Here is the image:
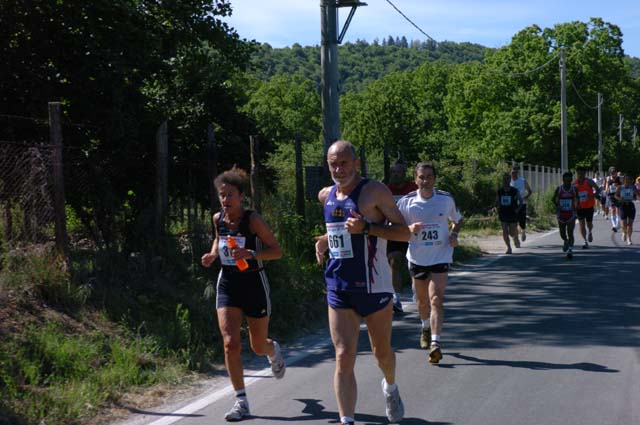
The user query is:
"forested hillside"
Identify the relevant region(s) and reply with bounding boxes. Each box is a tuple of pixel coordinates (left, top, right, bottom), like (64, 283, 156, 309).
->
(250, 39, 488, 92)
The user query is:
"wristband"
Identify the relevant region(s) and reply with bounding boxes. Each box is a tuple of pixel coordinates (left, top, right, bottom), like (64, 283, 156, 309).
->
(247, 249, 257, 259)
(363, 221, 371, 235)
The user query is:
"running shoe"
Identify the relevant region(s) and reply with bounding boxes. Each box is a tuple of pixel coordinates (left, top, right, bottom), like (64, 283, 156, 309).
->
(612, 227, 617, 233)
(420, 328, 431, 349)
(566, 248, 573, 260)
(428, 342, 443, 364)
(224, 399, 250, 422)
(521, 230, 526, 241)
(562, 240, 569, 252)
(628, 240, 633, 246)
(341, 421, 355, 425)
(588, 232, 593, 242)
(381, 379, 405, 423)
(514, 237, 521, 248)
(269, 341, 286, 379)
(582, 242, 589, 249)
(505, 247, 512, 254)
(392, 295, 403, 313)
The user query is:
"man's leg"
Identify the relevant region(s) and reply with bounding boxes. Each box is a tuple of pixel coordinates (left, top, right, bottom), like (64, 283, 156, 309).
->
(567, 219, 576, 249)
(428, 273, 448, 338)
(413, 277, 431, 348)
(428, 273, 448, 364)
(519, 204, 527, 240)
(501, 222, 512, 253)
(328, 306, 361, 421)
(510, 222, 520, 248)
(364, 302, 395, 384)
(364, 302, 405, 423)
(578, 217, 587, 241)
(387, 251, 405, 312)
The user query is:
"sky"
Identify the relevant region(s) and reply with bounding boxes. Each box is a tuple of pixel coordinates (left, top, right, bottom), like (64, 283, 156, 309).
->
(223, 0, 640, 58)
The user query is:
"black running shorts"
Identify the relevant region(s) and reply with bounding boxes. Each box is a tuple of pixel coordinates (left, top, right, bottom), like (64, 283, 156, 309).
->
(216, 269, 271, 318)
(409, 262, 449, 280)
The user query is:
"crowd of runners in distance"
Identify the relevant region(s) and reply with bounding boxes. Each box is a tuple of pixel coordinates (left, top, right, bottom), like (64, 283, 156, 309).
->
(201, 142, 639, 424)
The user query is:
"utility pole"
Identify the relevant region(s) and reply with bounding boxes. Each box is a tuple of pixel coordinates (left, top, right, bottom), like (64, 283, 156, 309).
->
(559, 48, 568, 172)
(597, 93, 602, 176)
(618, 114, 624, 143)
(320, 0, 366, 158)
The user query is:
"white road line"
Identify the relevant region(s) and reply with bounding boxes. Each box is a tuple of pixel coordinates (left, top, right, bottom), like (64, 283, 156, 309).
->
(145, 337, 333, 425)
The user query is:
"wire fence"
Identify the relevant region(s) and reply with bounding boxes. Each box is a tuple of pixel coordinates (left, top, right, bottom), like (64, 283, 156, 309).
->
(1, 104, 587, 263)
(0, 139, 58, 247)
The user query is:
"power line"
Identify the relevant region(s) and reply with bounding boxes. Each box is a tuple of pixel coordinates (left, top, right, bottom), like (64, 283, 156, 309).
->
(486, 52, 560, 78)
(383, 0, 437, 43)
(569, 79, 599, 109)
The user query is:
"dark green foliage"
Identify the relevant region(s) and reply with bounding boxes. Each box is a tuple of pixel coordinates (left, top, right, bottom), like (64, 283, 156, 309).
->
(249, 39, 487, 93)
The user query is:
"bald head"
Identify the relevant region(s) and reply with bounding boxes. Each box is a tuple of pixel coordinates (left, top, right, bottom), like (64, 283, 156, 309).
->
(328, 140, 358, 160)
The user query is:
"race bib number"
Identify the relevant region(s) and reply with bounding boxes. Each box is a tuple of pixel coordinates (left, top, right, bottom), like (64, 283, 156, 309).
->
(500, 195, 512, 206)
(559, 199, 573, 211)
(578, 191, 588, 202)
(417, 223, 443, 247)
(218, 236, 246, 266)
(326, 222, 354, 259)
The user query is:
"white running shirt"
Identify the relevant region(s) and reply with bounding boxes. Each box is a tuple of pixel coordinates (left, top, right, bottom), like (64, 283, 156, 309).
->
(397, 190, 462, 266)
(510, 177, 528, 204)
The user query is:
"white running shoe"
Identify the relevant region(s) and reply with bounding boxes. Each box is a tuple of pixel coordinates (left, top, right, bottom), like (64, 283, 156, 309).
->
(382, 379, 405, 423)
(224, 399, 250, 421)
(269, 341, 286, 379)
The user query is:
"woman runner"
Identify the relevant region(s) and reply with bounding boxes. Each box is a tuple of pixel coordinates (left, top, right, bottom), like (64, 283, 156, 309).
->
(201, 167, 285, 422)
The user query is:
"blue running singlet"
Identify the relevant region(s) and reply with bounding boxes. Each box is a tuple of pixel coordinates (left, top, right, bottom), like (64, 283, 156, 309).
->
(323, 179, 393, 294)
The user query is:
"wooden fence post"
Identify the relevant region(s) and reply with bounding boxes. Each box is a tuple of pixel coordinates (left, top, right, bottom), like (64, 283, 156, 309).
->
(48, 102, 69, 262)
(207, 125, 218, 225)
(294, 135, 305, 219)
(155, 121, 168, 241)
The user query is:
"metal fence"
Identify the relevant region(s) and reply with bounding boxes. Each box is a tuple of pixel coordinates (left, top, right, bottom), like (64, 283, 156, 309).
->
(0, 141, 57, 245)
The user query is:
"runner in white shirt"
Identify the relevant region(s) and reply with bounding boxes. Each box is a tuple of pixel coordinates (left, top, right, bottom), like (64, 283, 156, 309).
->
(397, 162, 463, 364)
(510, 166, 533, 242)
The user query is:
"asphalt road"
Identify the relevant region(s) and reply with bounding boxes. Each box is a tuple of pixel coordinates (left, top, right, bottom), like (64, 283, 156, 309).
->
(123, 214, 639, 425)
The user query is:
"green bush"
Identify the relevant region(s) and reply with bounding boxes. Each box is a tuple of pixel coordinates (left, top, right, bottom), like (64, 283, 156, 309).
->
(0, 244, 89, 309)
(0, 323, 184, 425)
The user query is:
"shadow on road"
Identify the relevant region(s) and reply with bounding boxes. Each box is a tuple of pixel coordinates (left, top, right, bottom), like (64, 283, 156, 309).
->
(414, 245, 640, 351)
(439, 352, 619, 372)
(250, 398, 448, 424)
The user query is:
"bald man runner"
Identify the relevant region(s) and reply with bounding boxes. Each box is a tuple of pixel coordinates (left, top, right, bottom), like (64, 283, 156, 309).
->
(315, 140, 409, 425)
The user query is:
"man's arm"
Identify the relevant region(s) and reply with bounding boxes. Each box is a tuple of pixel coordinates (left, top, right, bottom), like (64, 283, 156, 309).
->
(314, 186, 332, 265)
(524, 180, 533, 200)
(614, 186, 622, 201)
(345, 182, 410, 242)
(590, 179, 601, 195)
(551, 187, 559, 206)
